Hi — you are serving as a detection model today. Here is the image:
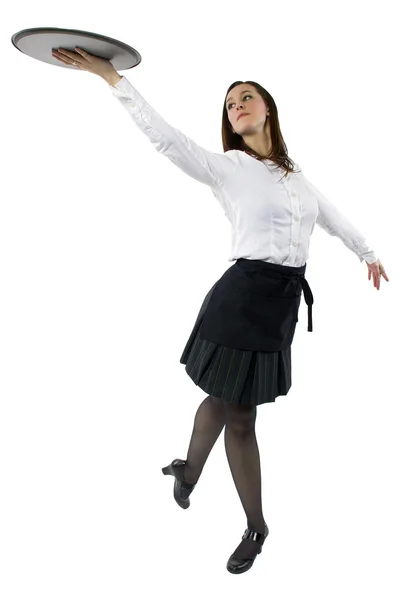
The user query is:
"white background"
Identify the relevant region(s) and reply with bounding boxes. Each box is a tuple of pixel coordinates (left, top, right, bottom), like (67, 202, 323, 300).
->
(1, 0, 399, 597)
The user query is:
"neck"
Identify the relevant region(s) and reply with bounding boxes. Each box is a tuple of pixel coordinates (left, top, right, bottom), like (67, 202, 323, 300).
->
(241, 130, 272, 158)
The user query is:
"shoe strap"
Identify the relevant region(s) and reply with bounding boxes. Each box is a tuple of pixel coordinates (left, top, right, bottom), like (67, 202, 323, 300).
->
(242, 527, 267, 545)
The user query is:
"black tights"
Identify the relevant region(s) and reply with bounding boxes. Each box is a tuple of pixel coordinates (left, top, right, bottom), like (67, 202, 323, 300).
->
(184, 395, 265, 537)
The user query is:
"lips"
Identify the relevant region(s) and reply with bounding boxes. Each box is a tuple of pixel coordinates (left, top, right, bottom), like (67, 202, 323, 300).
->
(237, 113, 250, 121)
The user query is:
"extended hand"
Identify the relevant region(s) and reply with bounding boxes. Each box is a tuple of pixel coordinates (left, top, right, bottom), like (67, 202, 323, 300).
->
(51, 47, 117, 80)
(367, 259, 389, 291)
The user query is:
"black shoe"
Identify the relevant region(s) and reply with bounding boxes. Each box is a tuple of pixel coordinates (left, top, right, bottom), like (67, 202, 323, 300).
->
(226, 523, 269, 574)
(161, 458, 197, 509)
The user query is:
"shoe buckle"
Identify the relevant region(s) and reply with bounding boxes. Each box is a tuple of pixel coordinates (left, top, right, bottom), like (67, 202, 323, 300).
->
(242, 528, 265, 543)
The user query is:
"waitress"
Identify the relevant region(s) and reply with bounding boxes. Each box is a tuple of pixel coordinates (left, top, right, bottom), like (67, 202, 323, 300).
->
(52, 47, 389, 576)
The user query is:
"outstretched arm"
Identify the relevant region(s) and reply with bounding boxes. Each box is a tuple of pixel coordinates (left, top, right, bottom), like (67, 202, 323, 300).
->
(52, 48, 235, 189)
(107, 75, 235, 189)
(303, 174, 377, 264)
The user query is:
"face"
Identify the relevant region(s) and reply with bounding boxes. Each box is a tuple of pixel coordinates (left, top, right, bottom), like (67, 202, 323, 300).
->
(225, 83, 270, 136)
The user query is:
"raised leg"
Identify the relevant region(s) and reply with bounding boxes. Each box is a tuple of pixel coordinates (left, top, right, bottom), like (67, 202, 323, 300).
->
(183, 395, 227, 485)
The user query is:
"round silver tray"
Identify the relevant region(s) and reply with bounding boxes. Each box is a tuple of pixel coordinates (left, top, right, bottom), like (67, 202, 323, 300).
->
(11, 26, 141, 70)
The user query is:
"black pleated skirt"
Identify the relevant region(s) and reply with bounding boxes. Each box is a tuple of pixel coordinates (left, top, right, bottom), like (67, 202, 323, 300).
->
(180, 280, 292, 406)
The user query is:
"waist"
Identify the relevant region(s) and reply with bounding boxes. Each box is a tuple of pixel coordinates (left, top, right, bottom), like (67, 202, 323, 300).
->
(236, 258, 307, 277)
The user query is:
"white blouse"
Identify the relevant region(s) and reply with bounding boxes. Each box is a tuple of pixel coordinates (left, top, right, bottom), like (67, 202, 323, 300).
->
(110, 76, 377, 267)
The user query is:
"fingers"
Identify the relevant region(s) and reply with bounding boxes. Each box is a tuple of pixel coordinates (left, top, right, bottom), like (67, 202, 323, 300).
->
(374, 270, 390, 289)
(367, 261, 389, 290)
(56, 49, 82, 64)
(379, 263, 389, 281)
(53, 49, 89, 69)
(377, 265, 389, 282)
(75, 48, 89, 58)
(368, 267, 381, 289)
(57, 48, 91, 62)
(52, 51, 70, 65)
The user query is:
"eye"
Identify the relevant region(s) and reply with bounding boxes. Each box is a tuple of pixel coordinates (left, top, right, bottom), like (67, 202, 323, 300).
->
(227, 94, 252, 110)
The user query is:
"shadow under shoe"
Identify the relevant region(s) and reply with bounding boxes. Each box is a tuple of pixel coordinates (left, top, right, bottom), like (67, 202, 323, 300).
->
(226, 522, 269, 575)
(161, 458, 197, 509)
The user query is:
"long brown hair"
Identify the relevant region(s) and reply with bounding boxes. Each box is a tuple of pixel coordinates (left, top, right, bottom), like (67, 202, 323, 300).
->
(222, 80, 301, 180)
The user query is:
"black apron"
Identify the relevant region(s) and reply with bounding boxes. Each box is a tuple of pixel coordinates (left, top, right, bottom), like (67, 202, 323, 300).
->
(199, 258, 314, 352)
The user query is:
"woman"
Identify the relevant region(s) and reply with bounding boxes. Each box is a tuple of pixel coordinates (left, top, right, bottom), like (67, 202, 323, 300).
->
(52, 47, 389, 575)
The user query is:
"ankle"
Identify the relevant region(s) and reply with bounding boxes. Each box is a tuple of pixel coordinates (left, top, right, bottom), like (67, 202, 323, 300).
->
(183, 464, 198, 486)
(247, 520, 266, 534)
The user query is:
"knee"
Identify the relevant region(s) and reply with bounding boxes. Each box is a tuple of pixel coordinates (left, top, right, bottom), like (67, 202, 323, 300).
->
(225, 403, 256, 436)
